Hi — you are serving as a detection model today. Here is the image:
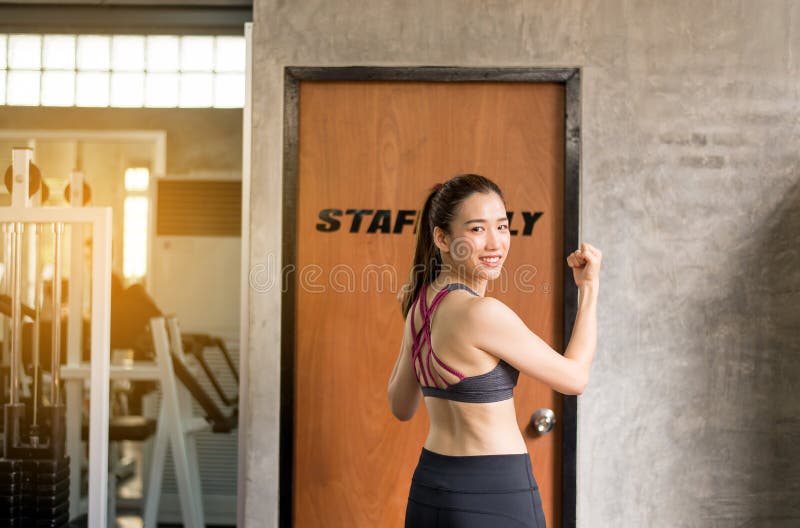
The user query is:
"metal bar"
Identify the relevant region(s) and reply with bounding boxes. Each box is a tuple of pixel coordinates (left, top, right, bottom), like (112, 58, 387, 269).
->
(0, 130, 166, 143)
(10, 148, 31, 209)
(7, 148, 31, 410)
(237, 22, 253, 528)
(87, 207, 112, 526)
(0, 4, 252, 35)
(51, 222, 64, 405)
(167, 320, 206, 525)
(30, 224, 42, 444)
(66, 171, 86, 521)
(142, 405, 169, 528)
(2, 224, 11, 370)
(150, 317, 204, 527)
(9, 222, 23, 405)
(61, 363, 161, 381)
(561, 69, 582, 528)
(279, 63, 301, 528)
(0, 208, 111, 224)
(286, 66, 578, 83)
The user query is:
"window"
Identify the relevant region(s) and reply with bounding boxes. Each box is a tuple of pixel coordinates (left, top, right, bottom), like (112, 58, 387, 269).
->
(0, 33, 245, 108)
(123, 168, 150, 280)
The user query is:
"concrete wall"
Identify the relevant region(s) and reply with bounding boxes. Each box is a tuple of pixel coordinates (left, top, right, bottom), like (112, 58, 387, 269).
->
(246, 1, 800, 526)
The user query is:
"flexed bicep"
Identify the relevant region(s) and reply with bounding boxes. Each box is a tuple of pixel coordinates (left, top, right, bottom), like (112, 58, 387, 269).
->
(468, 297, 587, 395)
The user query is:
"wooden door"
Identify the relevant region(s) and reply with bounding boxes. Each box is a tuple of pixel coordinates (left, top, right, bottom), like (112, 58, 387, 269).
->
(294, 81, 565, 527)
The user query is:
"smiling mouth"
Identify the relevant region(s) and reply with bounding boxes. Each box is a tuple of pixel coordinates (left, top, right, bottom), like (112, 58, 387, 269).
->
(479, 256, 502, 264)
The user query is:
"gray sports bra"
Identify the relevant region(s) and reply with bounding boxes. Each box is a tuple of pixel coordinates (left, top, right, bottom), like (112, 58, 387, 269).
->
(410, 282, 520, 403)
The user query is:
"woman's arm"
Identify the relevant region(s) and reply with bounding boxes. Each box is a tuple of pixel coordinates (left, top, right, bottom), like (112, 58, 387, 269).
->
(471, 243, 601, 394)
(387, 322, 422, 421)
(467, 282, 598, 395)
(563, 282, 598, 388)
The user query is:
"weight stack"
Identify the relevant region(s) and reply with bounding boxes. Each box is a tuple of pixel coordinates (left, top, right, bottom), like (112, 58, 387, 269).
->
(0, 459, 25, 527)
(0, 457, 70, 527)
(24, 457, 71, 528)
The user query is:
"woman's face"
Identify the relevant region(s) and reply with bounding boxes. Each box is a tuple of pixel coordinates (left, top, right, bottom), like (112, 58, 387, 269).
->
(435, 191, 511, 281)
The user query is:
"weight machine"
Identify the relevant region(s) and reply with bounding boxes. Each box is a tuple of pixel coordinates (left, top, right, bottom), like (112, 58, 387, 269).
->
(0, 147, 112, 527)
(1, 146, 239, 527)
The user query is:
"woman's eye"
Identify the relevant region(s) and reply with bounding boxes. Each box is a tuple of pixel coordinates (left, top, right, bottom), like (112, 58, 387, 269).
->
(498, 224, 509, 231)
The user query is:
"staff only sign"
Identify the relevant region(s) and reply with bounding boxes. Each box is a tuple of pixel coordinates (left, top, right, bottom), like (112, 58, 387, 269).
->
(316, 209, 543, 236)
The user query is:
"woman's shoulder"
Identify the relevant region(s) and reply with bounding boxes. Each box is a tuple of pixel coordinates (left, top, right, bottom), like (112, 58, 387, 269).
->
(464, 292, 507, 310)
(463, 295, 518, 327)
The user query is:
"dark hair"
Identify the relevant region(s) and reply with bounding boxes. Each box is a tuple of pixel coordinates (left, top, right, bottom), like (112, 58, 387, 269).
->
(400, 173, 505, 318)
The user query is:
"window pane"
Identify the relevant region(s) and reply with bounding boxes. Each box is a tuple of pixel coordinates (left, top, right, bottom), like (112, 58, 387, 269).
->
(123, 196, 148, 279)
(146, 36, 179, 72)
(213, 72, 244, 108)
(41, 71, 75, 106)
(214, 37, 245, 72)
(43, 35, 76, 70)
(112, 36, 145, 71)
(179, 72, 213, 108)
(124, 168, 149, 191)
(111, 72, 144, 107)
(180, 36, 213, 72)
(145, 73, 178, 107)
(0, 35, 7, 69)
(76, 72, 109, 106)
(7, 71, 40, 105)
(9, 35, 41, 69)
(77, 35, 110, 70)
(0, 71, 6, 104)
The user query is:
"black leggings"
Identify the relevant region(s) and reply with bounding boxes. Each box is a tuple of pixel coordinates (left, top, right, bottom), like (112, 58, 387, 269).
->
(405, 447, 547, 528)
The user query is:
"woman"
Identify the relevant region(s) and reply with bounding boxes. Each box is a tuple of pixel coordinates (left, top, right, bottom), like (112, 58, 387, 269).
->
(387, 174, 601, 527)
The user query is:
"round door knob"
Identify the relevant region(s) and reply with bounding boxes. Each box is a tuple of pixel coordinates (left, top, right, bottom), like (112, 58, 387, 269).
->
(530, 408, 556, 434)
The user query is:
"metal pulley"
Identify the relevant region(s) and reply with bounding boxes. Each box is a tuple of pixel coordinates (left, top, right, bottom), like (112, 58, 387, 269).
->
(4, 160, 42, 198)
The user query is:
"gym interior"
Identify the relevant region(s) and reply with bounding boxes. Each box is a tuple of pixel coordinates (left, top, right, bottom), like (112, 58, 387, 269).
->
(0, 1, 248, 527)
(2, 1, 800, 528)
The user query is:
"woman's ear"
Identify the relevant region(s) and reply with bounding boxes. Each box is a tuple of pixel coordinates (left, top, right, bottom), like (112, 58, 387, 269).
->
(432, 226, 449, 254)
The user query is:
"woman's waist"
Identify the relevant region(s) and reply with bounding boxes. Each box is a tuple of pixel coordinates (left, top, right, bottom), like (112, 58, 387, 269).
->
(424, 413, 525, 454)
(411, 446, 534, 493)
(423, 427, 527, 458)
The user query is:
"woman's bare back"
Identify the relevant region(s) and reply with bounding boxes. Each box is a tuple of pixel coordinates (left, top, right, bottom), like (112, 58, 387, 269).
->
(408, 283, 527, 455)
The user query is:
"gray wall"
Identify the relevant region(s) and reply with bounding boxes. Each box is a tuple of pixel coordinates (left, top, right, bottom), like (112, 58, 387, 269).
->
(246, 1, 800, 526)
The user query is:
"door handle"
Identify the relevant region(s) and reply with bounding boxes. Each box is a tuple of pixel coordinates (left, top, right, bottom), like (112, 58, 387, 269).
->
(530, 408, 556, 435)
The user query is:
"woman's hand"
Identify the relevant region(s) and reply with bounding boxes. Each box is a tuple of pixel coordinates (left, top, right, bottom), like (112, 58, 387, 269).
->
(566, 242, 602, 288)
(398, 284, 408, 305)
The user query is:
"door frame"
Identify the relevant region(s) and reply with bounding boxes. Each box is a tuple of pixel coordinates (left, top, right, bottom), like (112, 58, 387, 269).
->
(281, 66, 581, 528)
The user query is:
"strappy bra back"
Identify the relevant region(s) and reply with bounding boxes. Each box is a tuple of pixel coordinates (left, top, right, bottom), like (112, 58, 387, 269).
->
(410, 282, 520, 403)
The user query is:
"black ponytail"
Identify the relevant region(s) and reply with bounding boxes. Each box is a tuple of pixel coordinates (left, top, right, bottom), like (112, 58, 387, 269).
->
(400, 174, 505, 318)
(401, 186, 441, 317)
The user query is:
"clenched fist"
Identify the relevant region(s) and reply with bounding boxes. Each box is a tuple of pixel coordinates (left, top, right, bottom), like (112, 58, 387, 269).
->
(567, 242, 602, 288)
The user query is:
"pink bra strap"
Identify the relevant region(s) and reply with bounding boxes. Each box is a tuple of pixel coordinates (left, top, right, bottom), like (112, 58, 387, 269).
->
(410, 294, 418, 343)
(410, 283, 467, 385)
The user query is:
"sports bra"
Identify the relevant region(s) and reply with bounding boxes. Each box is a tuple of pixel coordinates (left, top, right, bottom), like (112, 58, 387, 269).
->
(410, 282, 520, 403)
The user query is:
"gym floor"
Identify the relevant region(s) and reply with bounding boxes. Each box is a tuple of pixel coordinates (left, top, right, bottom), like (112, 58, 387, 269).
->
(67, 515, 184, 527)
(61, 441, 236, 527)
(67, 512, 234, 527)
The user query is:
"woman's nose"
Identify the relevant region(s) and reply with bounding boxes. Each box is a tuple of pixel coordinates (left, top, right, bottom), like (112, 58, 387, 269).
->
(486, 228, 501, 249)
